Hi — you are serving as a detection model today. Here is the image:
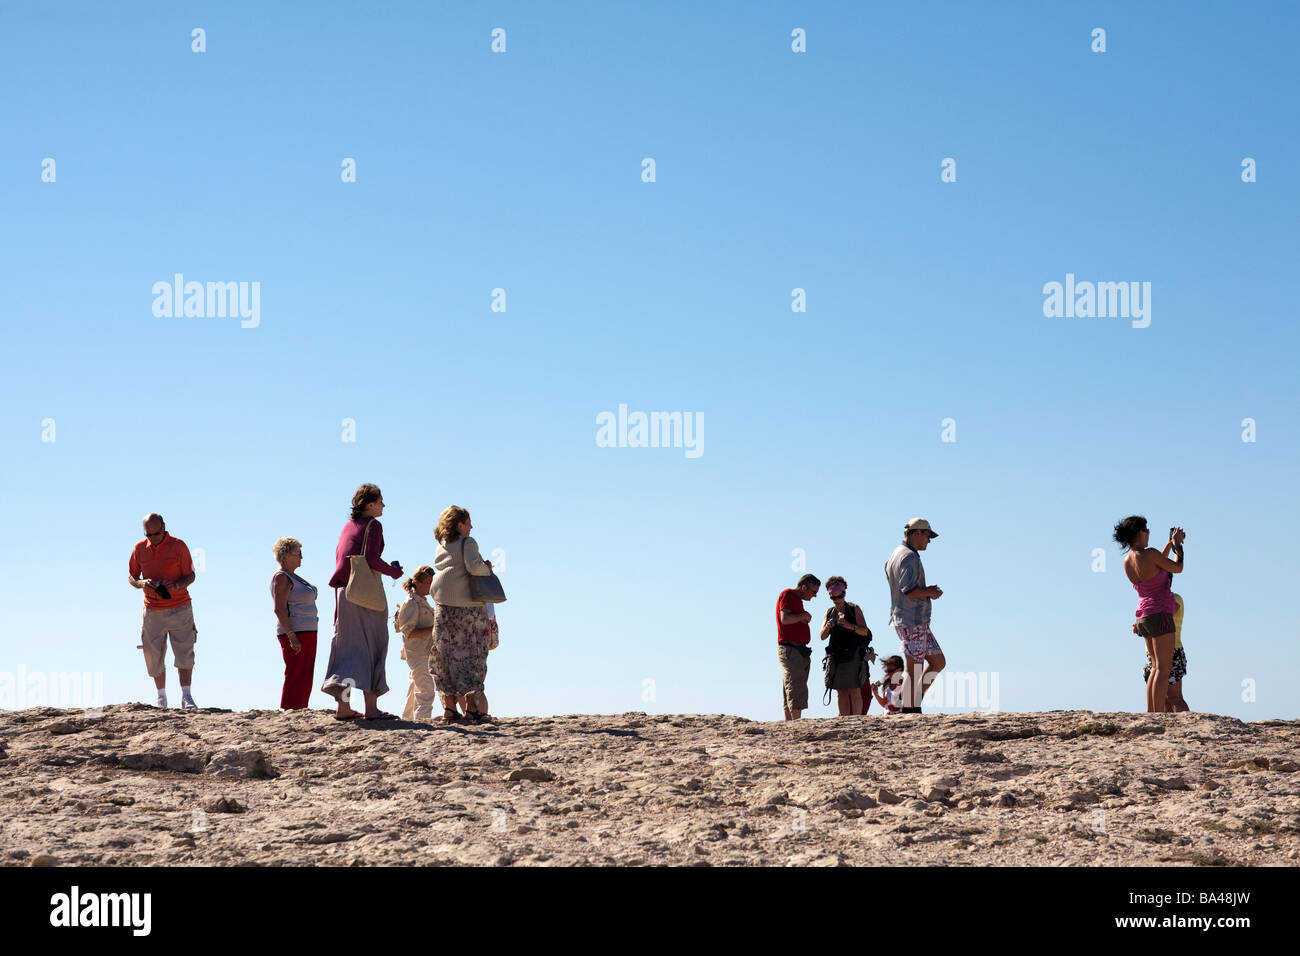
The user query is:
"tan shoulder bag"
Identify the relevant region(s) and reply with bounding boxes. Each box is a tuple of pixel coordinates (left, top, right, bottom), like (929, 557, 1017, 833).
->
(345, 519, 387, 612)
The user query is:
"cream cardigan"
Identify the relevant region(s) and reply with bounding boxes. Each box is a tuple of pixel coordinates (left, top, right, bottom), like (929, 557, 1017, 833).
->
(395, 592, 436, 636)
(430, 535, 492, 607)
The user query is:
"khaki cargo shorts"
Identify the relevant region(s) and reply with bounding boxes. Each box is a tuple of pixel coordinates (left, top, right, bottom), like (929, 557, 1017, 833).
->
(140, 603, 197, 677)
(778, 643, 811, 712)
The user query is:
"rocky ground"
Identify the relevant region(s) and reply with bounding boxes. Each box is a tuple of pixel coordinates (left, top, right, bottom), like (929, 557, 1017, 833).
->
(1, 705, 1297, 866)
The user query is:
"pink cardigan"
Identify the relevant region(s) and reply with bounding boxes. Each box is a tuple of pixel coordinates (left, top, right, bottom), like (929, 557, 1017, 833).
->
(328, 518, 401, 589)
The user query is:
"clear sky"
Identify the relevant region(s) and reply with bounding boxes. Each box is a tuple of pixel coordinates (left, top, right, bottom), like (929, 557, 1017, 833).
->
(2, 2, 1296, 721)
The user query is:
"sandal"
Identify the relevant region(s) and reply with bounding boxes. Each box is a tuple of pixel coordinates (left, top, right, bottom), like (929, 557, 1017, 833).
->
(334, 711, 363, 721)
(363, 711, 399, 720)
(467, 710, 495, 724)
(442, 708, 466, 724)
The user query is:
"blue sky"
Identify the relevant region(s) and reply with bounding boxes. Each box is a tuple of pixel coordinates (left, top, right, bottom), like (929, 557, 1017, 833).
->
(2, 2, 1296, 721)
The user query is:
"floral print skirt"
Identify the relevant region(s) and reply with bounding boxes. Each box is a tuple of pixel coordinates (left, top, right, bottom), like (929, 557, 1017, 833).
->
(431, 604, 490, 697)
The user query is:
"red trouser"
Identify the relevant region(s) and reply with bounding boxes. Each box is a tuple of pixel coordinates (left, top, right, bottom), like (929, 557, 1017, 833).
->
(277, 631, 318, 709)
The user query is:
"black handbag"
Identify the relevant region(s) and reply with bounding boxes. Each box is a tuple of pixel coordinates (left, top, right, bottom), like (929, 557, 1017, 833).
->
(461, 538, 506, 604)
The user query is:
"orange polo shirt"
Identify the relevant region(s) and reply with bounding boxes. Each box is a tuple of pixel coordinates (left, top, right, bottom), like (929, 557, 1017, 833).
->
(129, 533, 194, 609)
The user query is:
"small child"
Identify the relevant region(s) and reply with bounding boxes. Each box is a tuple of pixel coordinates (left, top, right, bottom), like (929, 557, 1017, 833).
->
(870, 655, 905, 714)
(393, 566, 442, 722)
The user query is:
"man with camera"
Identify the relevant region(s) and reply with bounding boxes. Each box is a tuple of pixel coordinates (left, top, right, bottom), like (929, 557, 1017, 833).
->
(128, 513, 199, 709)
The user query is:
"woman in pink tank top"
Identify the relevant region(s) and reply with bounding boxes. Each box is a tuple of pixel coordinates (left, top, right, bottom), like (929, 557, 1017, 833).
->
(1114, 515, 1186, 713)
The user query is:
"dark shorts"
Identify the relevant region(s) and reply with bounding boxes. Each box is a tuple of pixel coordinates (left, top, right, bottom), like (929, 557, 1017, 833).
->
(1135, 613, 1176, 638)
(1144, 645, 1188, 685)
(827, 655, 868, 691)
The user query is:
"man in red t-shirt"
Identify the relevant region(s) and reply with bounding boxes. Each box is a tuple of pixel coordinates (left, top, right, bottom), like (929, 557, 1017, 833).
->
(128, 513, 199, 709)
(776, 574, 821, 720)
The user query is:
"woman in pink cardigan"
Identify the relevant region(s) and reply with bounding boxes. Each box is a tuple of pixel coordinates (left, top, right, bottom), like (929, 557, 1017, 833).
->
(321, 484, 403, 720)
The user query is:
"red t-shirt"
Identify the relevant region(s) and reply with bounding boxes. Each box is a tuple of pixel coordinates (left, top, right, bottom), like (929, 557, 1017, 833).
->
(776, 588, 810, 645)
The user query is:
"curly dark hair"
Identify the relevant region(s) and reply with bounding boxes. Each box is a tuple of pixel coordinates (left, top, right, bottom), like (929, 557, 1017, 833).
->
(1113, 515, 1148, 551)
(350, 484, 383, 521)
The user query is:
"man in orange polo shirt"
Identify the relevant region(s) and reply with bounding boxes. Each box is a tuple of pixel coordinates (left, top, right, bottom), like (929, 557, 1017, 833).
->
(128, 513, 199, 709)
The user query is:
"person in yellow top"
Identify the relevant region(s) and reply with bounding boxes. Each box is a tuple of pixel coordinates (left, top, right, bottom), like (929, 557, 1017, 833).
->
(1142, 593, 1189, 712)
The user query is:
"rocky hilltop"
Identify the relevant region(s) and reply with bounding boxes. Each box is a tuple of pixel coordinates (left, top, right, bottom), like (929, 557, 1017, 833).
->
(2, 705, 1297, 866)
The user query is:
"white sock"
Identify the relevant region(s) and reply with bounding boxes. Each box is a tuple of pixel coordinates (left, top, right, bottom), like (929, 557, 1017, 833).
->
(180, 685, 194, 701)
(156, 690, 168, 707)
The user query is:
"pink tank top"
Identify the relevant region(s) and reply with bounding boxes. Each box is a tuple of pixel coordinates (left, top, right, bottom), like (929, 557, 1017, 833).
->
(1134, 568, 1177, 618)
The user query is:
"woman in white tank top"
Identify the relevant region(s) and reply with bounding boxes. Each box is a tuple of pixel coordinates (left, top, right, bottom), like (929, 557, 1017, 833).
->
(271, 537, 319, 710)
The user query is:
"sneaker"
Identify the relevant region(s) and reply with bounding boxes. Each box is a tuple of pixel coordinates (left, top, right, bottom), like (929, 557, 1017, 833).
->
(181, 696, 198, 711)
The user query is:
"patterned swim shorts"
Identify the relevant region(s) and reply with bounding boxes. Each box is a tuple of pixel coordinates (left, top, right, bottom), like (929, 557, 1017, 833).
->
(895, 624, 942, 663)
(1143, 645, 1188, 685)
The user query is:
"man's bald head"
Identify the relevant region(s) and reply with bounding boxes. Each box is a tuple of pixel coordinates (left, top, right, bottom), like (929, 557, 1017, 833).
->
(142, 513, 166, 538)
